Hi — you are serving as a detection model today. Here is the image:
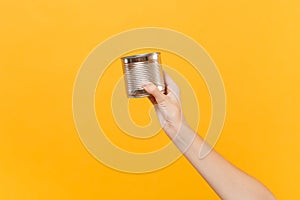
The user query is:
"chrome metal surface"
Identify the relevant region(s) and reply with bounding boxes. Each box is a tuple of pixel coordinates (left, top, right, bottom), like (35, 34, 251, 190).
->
(121, 52, 165, 98)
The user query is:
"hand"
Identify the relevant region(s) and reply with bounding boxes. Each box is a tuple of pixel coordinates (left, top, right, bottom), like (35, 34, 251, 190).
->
(144, 73, 276, 200)
(142, 72, 186, 138)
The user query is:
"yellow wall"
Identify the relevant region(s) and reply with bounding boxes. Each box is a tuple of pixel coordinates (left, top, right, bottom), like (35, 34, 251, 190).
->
(1, 0, 299, 199)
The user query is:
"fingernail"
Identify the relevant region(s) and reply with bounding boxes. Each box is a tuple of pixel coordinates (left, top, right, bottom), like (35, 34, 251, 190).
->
(142, 82, 152, 88)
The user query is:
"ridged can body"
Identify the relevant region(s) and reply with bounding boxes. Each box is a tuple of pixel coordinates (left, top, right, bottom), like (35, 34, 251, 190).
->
(121, 52, 165, 98)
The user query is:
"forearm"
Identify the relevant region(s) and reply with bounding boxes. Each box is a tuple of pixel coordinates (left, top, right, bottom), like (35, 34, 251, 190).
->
(143, 77, 275, 199)
(168, 124, 276, 200)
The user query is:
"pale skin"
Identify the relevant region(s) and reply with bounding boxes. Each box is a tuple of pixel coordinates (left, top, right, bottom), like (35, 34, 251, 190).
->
(142, 72, 276, 200)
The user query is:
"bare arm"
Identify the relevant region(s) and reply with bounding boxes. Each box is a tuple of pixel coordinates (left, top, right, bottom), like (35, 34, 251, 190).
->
(143, 72, 276, 200)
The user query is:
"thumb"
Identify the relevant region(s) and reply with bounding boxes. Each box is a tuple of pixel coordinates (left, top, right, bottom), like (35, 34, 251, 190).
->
(142, 82, 165, 104)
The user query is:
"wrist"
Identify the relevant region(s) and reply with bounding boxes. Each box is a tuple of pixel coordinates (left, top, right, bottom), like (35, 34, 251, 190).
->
(164, 120, 188, 138)
(165, 121, 196, 153)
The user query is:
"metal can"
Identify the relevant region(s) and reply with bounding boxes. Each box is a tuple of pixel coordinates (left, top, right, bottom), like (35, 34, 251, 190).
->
(121, 52, 165, 98)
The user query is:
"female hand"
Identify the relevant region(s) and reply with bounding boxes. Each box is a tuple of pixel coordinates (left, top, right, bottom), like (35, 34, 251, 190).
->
(142, 72, 187, 138)
(143, 72, 275, 200)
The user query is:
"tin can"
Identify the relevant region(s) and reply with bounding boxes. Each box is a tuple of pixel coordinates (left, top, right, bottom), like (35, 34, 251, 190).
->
(121, 52, 165, 98)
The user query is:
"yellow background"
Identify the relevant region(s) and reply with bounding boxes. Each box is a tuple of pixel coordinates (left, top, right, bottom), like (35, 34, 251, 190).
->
(1, 0, 299, 199)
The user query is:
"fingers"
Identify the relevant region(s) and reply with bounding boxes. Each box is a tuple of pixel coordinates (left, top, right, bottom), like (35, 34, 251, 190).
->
(163, 72, 180, 97)
(142, 82, 165, 104)
(147, 95, 157, 105)
(142, 72, 180, 104)
(164, 72, 176, 87)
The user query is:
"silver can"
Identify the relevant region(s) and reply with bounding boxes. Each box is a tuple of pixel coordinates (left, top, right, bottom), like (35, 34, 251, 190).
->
(121, 52, 165, 98)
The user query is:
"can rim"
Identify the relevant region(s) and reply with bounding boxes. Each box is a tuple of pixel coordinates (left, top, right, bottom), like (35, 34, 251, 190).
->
(121, 52, 160, 60)
(121, 52, 161, 64)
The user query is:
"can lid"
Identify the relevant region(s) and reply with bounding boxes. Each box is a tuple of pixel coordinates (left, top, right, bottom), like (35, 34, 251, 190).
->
(121, 52, 160, 64)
